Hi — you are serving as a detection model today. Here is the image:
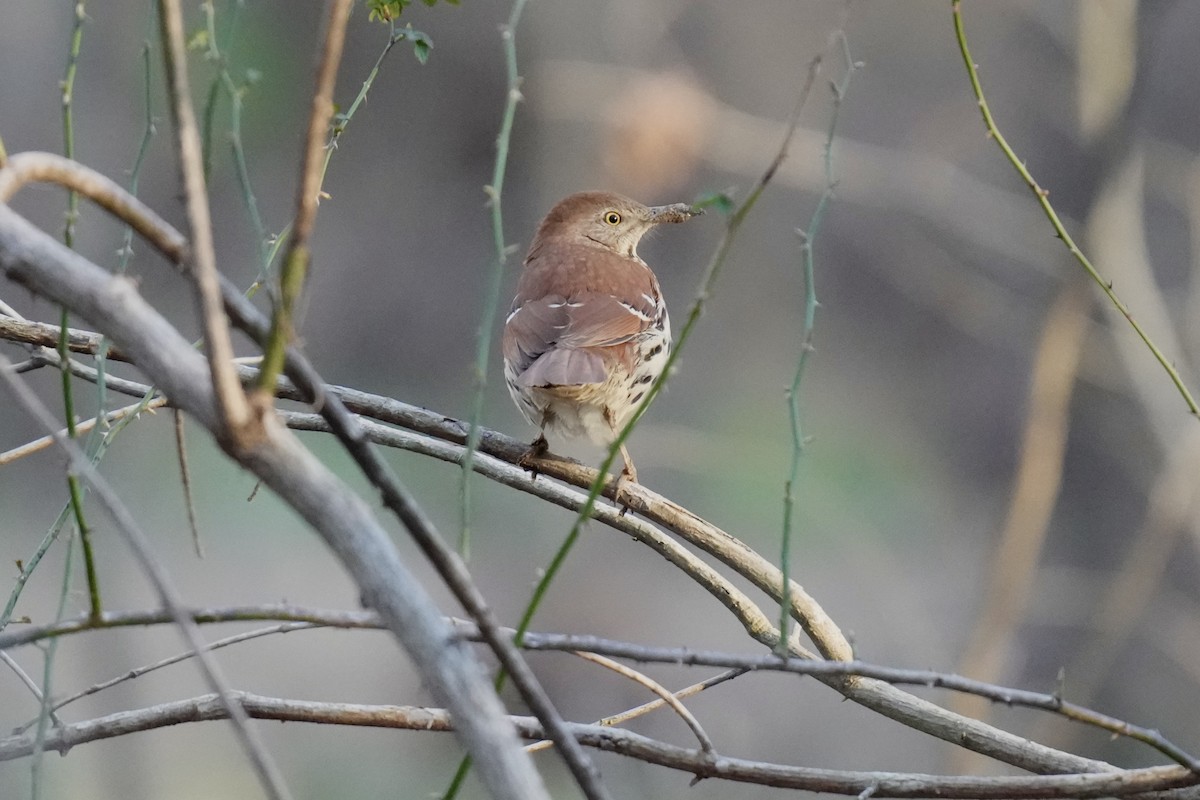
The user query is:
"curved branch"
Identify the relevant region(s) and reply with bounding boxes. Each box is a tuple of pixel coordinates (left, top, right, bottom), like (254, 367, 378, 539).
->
(0, 311, 1149, 779)
(0, 692, 1196, 799)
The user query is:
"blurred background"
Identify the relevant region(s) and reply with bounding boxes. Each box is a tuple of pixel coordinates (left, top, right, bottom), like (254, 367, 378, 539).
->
(3, 0, 1200, 797)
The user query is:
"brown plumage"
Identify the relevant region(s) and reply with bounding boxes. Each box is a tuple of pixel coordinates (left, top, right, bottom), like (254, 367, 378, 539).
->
(503, 191, 700, 485)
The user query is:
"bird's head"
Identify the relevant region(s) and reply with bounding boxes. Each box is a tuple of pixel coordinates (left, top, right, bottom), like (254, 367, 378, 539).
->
(532, 191, 700, 260)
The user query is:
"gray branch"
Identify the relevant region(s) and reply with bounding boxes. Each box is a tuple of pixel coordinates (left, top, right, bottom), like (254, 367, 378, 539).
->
(0, 205, 549, 800)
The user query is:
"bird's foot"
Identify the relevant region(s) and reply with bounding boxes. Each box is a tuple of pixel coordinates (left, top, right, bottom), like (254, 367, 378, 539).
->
(614, 463, 638, 516)
(518, 434, 550, 480)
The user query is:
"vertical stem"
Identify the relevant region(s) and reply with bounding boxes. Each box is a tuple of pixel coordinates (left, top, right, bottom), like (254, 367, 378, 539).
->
(778, 34, 856, 654)
(255, 0, 355, 397)
(458, 0, 529, 559)
(59, 0, 102, 622)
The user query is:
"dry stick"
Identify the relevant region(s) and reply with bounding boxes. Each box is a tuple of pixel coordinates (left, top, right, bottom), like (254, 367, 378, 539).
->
(0, 307, 1157, 778)
(0, 351, 294, 800)
(951, 1, 1198, 419)
(564, 650, 715, 754)
(4, 602, 1197, 776)
(0, 396, 168, 466)
(0, 156, 582, 800)
(157, 0, 253, 439)
(460, 0, 529, 560)
(255, 0, 353, 397)
(173, 409, 204, 557)
(952, 279, 1091, 762)
(0, 693, 1197, 799)
(525, 669, 746, 755)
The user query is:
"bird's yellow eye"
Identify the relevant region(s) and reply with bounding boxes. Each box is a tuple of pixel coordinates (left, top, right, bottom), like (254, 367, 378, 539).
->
(603, 211, 622, 225)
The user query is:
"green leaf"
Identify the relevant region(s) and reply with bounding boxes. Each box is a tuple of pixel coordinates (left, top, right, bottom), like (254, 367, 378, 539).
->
(395, 24, 433, 65)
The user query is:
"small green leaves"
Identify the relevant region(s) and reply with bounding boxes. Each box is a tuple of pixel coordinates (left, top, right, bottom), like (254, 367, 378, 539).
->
(691, 190, 736, 216)
(393, 24, 433, 64)
(367, 0, 458, 23)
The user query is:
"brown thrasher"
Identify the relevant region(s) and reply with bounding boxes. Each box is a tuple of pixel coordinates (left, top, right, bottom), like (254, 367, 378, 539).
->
(502, 191, 700, 485)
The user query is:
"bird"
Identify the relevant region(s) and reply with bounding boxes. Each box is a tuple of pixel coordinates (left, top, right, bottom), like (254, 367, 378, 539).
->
(502, 191, 700, 490)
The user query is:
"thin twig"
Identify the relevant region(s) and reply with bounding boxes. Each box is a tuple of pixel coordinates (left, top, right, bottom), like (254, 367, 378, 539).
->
(0, 651, 53, 714)
(157, 0, 254, 439)
(57, 0, 101, 625)
(31, 520, 74, 798)
(174, 409, 204, 557)
(23, 622, 316, 730)
(951, 1, 1199, 419)
(567, 650, 716, 754)
(255, 0, 353, 397)
(200, 0, 269, 272)
(459, 0, 529, 560)
(779, 29, 856, 653)
(0, 395, 168, 466)
(525, 669, 745, 754)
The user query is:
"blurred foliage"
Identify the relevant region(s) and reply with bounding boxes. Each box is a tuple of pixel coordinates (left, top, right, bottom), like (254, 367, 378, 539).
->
(366, 0, 458, 24)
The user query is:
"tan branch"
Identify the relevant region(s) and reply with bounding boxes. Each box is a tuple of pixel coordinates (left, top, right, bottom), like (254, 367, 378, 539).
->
(0, 692, 1196, 798)
(254, 0, 354, 397)
(157, 0, 254, 440)
(562, 650, 715, 754)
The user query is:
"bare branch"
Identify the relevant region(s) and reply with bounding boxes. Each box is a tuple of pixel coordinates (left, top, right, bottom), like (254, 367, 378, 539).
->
(157, 0, 254, 439)
(566, 650, 716, 754)
(0, 692, 1196, 799)
(255, 0, 354, 396)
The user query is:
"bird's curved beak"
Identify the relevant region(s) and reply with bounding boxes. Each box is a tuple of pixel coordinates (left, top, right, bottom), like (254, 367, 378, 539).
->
(646, 203, 703, 225)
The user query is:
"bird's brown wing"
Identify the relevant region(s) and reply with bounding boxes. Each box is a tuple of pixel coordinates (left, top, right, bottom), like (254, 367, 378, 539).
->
(503, 291, 650, 388)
